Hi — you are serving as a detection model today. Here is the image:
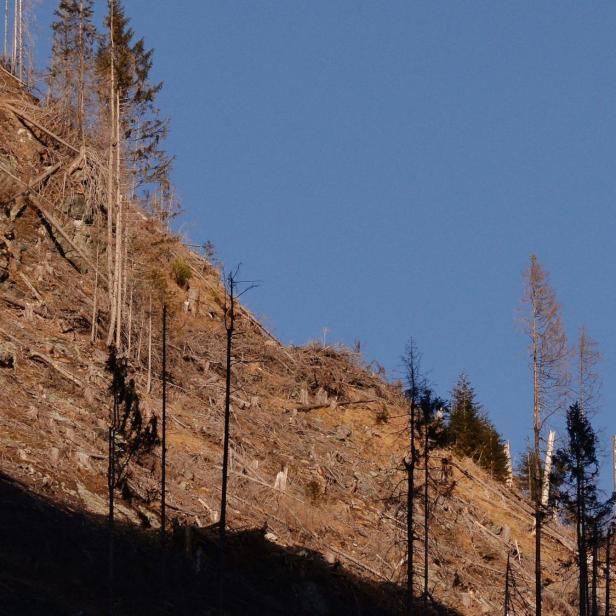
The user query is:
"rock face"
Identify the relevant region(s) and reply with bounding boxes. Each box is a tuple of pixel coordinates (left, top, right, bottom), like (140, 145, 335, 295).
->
(0, 342, 15, 368)
(62, 194, 94, 225)
(0, 238, 9, 282)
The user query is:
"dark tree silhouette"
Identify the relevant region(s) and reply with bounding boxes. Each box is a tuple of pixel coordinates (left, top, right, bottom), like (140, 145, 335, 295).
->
(401, 339, 427, 615)
(552, 403, 613, 616)
(447, 372, 508, 481)
(218, 268, 257, 614)
(106, 345, 158, 613)
(416, 387, 447, 609)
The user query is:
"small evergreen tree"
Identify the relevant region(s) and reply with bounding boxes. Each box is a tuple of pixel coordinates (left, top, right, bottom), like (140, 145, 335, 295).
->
(106, 346, 158, 495)
(447, 372, 508, 481)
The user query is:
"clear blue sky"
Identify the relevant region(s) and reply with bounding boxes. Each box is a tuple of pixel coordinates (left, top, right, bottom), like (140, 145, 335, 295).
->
(33, 2, 616, 477)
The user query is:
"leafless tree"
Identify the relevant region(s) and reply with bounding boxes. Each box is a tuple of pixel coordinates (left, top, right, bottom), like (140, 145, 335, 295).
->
(218, 267, 257, 613)
(576, 326, 601, 418)
(521, 254, 569, 616)
(401, 339, 426, 615)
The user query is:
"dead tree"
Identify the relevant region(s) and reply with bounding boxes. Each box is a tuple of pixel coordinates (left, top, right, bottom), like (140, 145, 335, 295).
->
(160, 304, 167, 539)
(504, 553, 512, 616)
(577, 327, 601, 418)
(521, 254, 569, 616)
(218, 268, 256, 613)
(105, 0, 117, 345)
(592, 525, 599, 616)
(417, 388, 447, 609)
(3, 0, 7, 59)
(402, 339, 426, 616)
(606, 525, 612, 616)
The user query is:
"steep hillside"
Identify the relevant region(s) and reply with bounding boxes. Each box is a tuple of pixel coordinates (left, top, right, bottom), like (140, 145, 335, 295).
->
(0, 70, 579, 615)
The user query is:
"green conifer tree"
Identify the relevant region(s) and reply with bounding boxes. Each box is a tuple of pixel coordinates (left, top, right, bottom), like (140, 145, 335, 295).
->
(447, 372, 508, 481)
(553, 403, 613, 616)
(97, 0, 172, 194)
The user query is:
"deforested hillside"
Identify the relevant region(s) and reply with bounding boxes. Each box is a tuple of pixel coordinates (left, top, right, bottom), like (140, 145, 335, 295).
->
(0, 66, 582, 615)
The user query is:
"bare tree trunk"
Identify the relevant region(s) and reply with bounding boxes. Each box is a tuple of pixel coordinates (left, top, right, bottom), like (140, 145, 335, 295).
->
(541, 430, 556, 508)
(107, 381, 119, 615)
(533, 311, 543, 616)
(113, 202, 122, 348)
(219, 273, 236, 615)
(146, 294, 152, 393)
(406, 406, 415, 616)
(504, 441, 513, 488)
(91, 246, 99, 343)
(423, 422, 429, 610)
(16, 0, 21, 79)
(77, 0, 85, 143)
(136, 307, 144, 363)
(127, 286, 133, 356)
(402, 341, 425, 616)
(504, 553, 511, 616)
(592, 526, 599, 616)
(606, 526, 612, 616)
(523, 256, 569, 616)
(113, 93, 122, 350)
(160, 305, 167, 539)
(11, 0, 16, 68)
(105, 0, 116, 345)
(3, 0, 7, 59)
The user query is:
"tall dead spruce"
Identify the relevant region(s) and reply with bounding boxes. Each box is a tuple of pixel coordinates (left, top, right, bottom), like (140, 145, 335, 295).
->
(521, 255, 569, 616)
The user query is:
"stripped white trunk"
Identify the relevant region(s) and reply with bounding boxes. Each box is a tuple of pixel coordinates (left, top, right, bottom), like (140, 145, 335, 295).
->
(146, 294, 152, 393)
(541, 430, 556, 508)
(105, 0, 117, 346)
(504, 441, 513, 489)
(90, 246, 100, 342)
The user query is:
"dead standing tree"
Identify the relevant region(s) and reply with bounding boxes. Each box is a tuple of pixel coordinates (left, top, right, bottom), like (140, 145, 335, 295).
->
(402, 339, 426, 615)
(576, 326, 601, 418)
(160, 304, 167, 540)
(218, 267, 257, 614)
(417, 387, 447, 610)
(521, 254, 569, 616)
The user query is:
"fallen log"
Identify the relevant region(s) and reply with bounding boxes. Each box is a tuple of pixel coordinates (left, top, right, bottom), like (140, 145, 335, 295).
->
(28, 351, 84, 388)
(0, 293, 49, 318)
(3, 102, 80, 154)
(28, 192, 106, 283)
(289, 398, 378, 413)
(0, 159, 65, 206)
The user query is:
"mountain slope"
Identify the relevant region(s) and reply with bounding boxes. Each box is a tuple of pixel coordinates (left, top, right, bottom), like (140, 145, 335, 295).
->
(0, 72, 579, 616)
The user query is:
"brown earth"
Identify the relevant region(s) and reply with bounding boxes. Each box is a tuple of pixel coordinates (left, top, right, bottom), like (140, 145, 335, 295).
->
(0, 69, 580, 615)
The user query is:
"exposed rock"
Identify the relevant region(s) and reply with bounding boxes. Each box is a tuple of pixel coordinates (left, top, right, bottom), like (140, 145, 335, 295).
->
(0, 342, 16, 368)
(335, 424, 352, 441)
(62, 194, 94, 224)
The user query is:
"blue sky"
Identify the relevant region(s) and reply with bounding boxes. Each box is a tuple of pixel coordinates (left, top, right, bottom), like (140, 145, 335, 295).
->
(32, 2, 616, 477)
